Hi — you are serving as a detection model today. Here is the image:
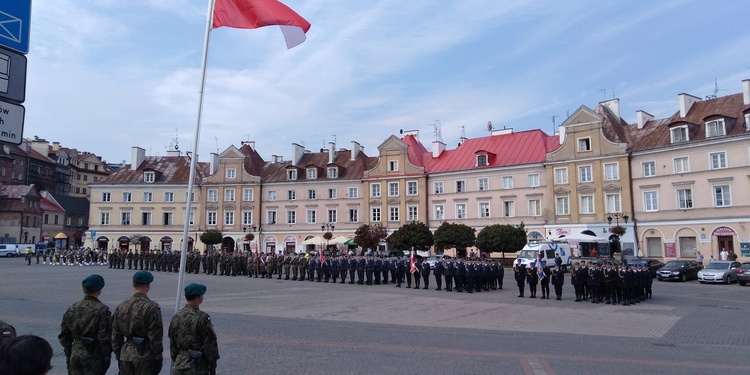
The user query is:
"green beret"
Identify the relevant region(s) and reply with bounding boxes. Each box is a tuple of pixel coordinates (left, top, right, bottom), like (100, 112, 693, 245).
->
(184, 283, 206, 298)
(133, 270, 154, 285)
(82, 274, 105, 291)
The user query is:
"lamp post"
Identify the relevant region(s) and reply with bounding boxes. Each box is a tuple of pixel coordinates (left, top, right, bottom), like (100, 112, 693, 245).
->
(321, 223, 335, 255)
(607, 212, 629, 257)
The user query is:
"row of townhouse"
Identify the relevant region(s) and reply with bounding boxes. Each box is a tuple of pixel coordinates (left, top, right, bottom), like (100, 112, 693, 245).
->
(87, 79, 750, 261)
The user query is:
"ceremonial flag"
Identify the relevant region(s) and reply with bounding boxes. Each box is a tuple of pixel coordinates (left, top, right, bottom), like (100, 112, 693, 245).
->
(213, 0, 312, 48)
(410, 251, 419, 274)
(537, 251, 546, 279)
(319, 247, 325, 266)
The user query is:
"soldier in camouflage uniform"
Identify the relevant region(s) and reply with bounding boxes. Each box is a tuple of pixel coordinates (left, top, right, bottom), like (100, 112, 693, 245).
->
(0, 319, 16, 346)
(112, 270, 163, 375)
(59, 274, 112, 375)
(169, 283, 219, 375)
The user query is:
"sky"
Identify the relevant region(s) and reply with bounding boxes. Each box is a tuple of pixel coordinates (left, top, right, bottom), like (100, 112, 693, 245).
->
(20, 0, 750, 165)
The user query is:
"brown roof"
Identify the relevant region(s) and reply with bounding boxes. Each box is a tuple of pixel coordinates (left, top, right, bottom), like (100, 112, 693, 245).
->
(239, 143, 266, 176)
(262, 149, 376, 183)
(93, 156, 210, 185)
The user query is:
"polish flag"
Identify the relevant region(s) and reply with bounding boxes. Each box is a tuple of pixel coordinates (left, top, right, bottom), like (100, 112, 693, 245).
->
(213, 0, 311, 49)
(409, 251, 419, 274)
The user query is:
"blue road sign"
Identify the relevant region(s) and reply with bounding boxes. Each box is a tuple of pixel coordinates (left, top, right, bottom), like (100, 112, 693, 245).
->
(0, 0, 31, 54)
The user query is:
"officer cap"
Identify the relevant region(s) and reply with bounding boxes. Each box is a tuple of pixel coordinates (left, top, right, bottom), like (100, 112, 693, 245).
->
(82, 274, 105, 291)
(133, 270, 154, 285)
(184, 283, 207, 299)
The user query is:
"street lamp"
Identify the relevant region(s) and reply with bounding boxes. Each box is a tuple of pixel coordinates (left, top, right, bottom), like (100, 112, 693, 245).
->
(607, 212, 629, 257)
(321, 223, 335, 255)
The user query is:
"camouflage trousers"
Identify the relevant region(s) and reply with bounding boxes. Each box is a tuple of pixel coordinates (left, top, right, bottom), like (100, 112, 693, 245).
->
(118, 359, 162, 375)
(68, 355, 110, 375)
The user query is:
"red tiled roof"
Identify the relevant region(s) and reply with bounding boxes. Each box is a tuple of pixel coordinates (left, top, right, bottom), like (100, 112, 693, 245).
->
(40, 196, 64, 212)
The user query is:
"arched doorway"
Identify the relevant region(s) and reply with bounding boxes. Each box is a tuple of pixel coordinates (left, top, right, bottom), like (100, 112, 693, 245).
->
(96, 236, 109, 250)
(264, 236, 277, 254)
(221, 236, 235, 252)
(139, 236, 152, 253)
(159, 236, 173, 252)
(712, 226, 736, 257)
(118, 236, 130, 251)
(283, 236, 296, 255)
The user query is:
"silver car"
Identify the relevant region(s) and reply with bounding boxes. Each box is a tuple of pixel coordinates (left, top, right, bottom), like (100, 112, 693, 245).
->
(697, 261, 741, 284)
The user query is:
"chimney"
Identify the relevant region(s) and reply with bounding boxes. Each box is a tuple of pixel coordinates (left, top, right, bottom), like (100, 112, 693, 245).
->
(743, 79, 750, 105)
(636, 110, 654, 129)
(491, 127, 513, 136)
(30, 138, 49, 156)
(350, 141, 360, 160)
(403, 129, 419, 140)
(52, 142, 60, 152)
(328, 141, 335, 164)
(291, 143, 304, 166)
(432, 140, 445, 158)
(558, 124, 566, 144)
(242, 140, 255, 151)
(678, 93, 701, 118)
(131, 147, 146, 170)
(166, 148, 180, 157)
(600, 98, 620, 119)
(209, 152, 219, 175)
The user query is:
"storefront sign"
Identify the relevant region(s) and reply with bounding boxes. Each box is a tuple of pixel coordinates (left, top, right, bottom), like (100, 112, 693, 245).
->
(711, 226, 736, 236)
(664, 242, 676, 258)
(741, 242, 750, 257)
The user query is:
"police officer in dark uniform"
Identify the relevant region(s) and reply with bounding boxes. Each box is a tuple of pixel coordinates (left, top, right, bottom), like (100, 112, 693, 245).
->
(348, 255, 357, 284)
(526, 262, 539, 298)
(444, 257, 454, 292)
(514, 259, 526, 297)
(433, 257, 444, 291)
(551, 264, 564, 300)
(381, 256, 390, 285)
(421, 258, 431, 289)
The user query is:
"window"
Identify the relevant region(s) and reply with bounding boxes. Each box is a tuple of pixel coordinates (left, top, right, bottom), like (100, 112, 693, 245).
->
(477, 178, 489, 191)
(407, 206, 418, 221)
(102, 192, 111, 202)
(286, 210, 296, 224)
(714, 185, 731, 207)
(100, 212, 110, 225)
(371, 207, 381, 222)
(287, 190, 296, 200)
(287, 169, 297, 180)
(306, 210, 317, 224)
(122, 192, 132, 202)
(434, 204, 445, 220)
(479, 202, 490, 218)
(226, 168, 236, 179)
(207, 211, 217, 226)
(327, 209, 337, 223)
(407, 181, 418, 196)
(476, 155, 488, 166)
(165, 192, 174, 202)
(370, 183, 381, 198)
(208, 189, 218, 202)
(164, 212, 174, 226)
(577, 138, 591, 152)
(224, 189, 235, 202)
(502, 176, 514, 189)
(388, 182, 399, 197)
(307, 168, 317, 179)
(83, 175, 88, 181)
(455, 180, 466, 193)
(580, 195, 594, 214)
(578, 166, 592, 183)
(121, 212, 131, 226)
(644, 191, 658, 212)
(389, 206, 399, 221)
(670, 126, 688, 143)
(709, 152, 727, 170)
(604, 163, 619, 181)
(327, 168, 338, 178)
(328, 188, 337, 199)
(706, 120, 726, 138)
(388, 160, 398, 172)
(605, 194, 621, 213)
(455, 203, 467, 219)
(528, 174, 540, 187)
(642, 161, 656, 177)
(677, 189, 693, 210)
(673, 157, 690, 174)
(44, 214, 49, 225)
(433, 181, 444, 194)
(528, 199, 541, 216)
(267, 210, 277, 224)
(144, 172, 155, 183)
(348, 209, 359, 223)
(242, 211, 253, 225)
(556, 196, 570, 215)
(142, 211, 152, 226)
(268, 191, 277, 201)
(143, 192, 153, 202)
(307, 189, 316, 200)
(189, 211, 196, 225)
(348, 187, 358, 198)
(554, 168, 568, 185)
(243, 188, 254, 201)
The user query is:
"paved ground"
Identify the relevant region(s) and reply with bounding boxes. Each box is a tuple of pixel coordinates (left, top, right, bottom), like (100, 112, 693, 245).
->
(1, 257, 749, 374)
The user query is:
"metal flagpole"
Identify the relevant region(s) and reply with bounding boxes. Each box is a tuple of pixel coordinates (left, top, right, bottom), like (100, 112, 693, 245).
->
(176, 0, 217, 316)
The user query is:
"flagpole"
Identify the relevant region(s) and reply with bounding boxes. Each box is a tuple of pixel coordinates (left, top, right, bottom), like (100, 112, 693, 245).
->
(176, 0, 217, 316)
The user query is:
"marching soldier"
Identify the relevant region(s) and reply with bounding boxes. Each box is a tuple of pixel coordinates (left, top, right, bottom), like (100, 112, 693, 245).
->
(169, 283, 219, 375)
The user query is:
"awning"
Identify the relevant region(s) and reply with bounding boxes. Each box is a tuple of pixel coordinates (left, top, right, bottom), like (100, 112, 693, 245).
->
(54, 232, 68, 239)
(344, 238, 357, 246)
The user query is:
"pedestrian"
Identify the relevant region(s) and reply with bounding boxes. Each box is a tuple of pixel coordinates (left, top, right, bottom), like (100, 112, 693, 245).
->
(112, 270, 163, 375)
(169, 283, 220, 375)
(709, 255, 716, 263)
(719, 248, 728, 261)
(59, 274, 112, 375)
(696, 251, 704, 265)
(0, 335, 53, 375)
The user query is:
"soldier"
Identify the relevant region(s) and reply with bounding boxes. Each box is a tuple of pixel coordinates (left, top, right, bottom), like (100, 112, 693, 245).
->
(373, 255, 382, 285)
(394, 256, 404, 287)
(127, 251, 133, 270)
(291, 254, 299, 280)
(112, 271, 163, 375)
(298, 254, 308, 282)
(412, 258, 422, 289)
(331, 255, 339, 283)
(284, 253, 292, 280)
(339, 255, 348, 284)
(454, 258, 465, 292)
(348, 255, 357, 284)
(421, 258, 431, 290)
(357, 255, 366, 285)
(444, 257, 454, 292)
(0, 319, 16, 346)
(588, 264, 602, 304)
(265, 253, 275, 279)
(464, 259, 474, 293)
(59, 274, 112, 375)
(514, 259, 526, 297)
(365, 255, 374, 285)
(539, 260, 551, 299)
(381, 256, 390, 285)
(572, 262, 584, 302)
(276, 252, 284, 280)
(433, 257, 444, 291)
(169, 283, 219, 375)
(495, 260, 504, 290)
(603, 264, 616, 304)
(0, 335, 53, 375)
(551, 264, 565, 300)
(526, 261, 539, 298)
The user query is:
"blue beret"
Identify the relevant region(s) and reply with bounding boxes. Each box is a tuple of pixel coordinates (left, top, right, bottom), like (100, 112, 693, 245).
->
(82, 274, 105, 291)
(184, 283, 206, 298)
(133, 270, 154, 285)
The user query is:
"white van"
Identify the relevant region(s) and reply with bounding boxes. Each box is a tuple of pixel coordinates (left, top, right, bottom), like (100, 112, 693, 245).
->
(517, 241, 572, 272)
(0, 244, 20, 257)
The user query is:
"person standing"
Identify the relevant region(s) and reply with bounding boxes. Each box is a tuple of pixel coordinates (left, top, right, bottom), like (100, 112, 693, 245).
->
(59, 274, 112, 375)
(526, 263, 538, 298)
(539, 260, 551, 299)
(551, 264, 565, 300)
(720, 248, 728, 261)
(0, 319, 16, 346)
(421, 258, 431, 290)
(169, 283, 219, 375)
(514, 259, 526, 297)
(696, 251, 704, 265)
(0, 335, 53, 375)
(112, 270, 163, 375)
(433, 257, 444, 291)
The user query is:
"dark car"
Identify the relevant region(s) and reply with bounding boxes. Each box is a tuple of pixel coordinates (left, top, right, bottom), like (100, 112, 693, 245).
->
(734, 262, 750, 286)
(627, 258, 665, 278)
(656, 260, 703, 282)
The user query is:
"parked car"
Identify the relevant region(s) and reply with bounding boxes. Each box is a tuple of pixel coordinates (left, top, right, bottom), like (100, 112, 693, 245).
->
(737, 263, 750, 286)
(697, 261, 741, 284)
(0, 244, 20, 257)
(627, 258, 665, 278)
(656, 260, 703, 282)
(424, 254, 448, 269)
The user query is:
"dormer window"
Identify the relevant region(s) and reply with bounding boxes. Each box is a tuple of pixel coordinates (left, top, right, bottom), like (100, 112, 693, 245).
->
(226, 168, 236, 179)
(577, 138, 591, 152)
(327, 167, 338, 178)
(670, 126, 688, 143)
(287, 169, 297, 180)
(388, 160, 398, 172)
(706, 119, 726, 138)
(144, 172, 155, 183)
(476, 155, 488, 166)
(306, 168, 317, 179)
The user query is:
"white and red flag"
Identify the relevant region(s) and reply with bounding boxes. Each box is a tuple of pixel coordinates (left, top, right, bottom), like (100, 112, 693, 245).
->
(409, 251, 419, 274)
(213, 0, 311, 48)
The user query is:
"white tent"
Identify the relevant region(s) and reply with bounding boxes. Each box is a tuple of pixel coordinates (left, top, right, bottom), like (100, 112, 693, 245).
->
(329, 236, 349, 245)
(301, 236, 325, 245)
(555, 232, 608, 243)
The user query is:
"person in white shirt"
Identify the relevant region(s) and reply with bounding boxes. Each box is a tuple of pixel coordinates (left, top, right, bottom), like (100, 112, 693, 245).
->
(696, 251, 704, 265)
(720, 248, 728, 261)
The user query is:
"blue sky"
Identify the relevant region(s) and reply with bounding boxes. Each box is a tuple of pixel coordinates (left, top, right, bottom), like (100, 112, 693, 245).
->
(23, 0, 749, 165)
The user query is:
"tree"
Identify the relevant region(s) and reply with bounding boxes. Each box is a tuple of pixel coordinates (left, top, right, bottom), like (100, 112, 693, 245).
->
(200, 229, 223, 252)
(475, 223, 527, 262)
(387, 222, 434, 254)
(354, 224, 388, 254)
(433, 222, 475, 255)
